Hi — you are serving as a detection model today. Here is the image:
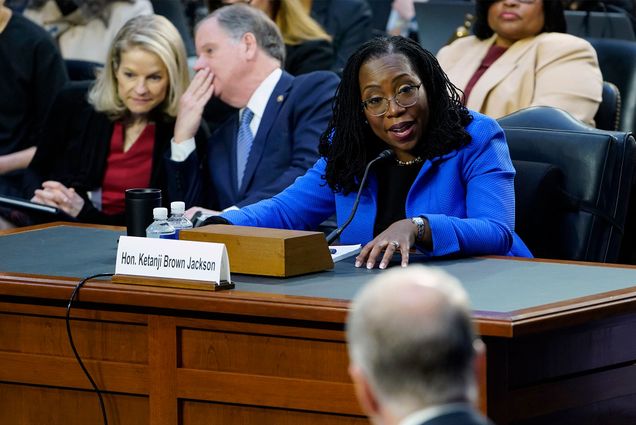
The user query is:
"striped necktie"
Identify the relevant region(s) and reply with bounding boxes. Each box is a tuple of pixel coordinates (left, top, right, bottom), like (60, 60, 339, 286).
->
(236, 107, 254, 189)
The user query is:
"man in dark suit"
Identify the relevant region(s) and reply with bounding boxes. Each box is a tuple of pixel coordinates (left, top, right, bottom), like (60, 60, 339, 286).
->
(167, 3, 339, 214)
(346, 266, 494, 425)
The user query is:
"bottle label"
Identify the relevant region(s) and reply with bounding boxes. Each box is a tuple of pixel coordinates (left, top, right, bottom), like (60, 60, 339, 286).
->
(159, 233, 177, 240)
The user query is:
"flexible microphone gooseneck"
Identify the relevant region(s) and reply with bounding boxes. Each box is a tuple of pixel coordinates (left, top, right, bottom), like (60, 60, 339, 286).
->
(326, 149, 395, 244)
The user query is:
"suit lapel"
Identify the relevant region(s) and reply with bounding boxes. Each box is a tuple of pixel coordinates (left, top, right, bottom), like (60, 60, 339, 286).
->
(150, 119, 173, 187)
(238, 71, 294, 195)
(85, 113, 114, 189)
(210, 113, 240, 201)
(449, 36, 495, 93)
(467, 36, 538, 112)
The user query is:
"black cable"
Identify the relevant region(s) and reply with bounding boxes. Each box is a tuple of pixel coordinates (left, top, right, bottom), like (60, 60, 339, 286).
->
(65, 272, 115, 425)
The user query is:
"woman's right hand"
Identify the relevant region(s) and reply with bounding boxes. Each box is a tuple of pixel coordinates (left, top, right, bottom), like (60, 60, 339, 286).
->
(355, 218, 419, 269)
(174, 68, 215, 143)
(31, 181, 84, 218)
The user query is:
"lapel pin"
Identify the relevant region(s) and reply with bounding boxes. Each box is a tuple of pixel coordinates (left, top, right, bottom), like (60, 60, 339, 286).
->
(277, 95, 284, 103)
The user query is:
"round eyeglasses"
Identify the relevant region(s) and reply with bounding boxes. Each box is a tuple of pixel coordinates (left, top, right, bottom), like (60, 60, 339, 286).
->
(361, 83, 422, 117)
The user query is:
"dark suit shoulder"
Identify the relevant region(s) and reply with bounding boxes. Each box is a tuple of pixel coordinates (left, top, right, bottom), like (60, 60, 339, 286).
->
(421, 409, 494, 425)
(289, 69, 340, 89)
(281, 71, 339, 106)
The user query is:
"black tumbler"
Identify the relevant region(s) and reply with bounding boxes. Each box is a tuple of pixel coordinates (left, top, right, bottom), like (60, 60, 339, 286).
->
(125, 188, 162, 236)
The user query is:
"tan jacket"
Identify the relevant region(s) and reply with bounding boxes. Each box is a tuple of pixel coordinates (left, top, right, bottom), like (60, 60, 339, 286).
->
(437, 32, 603, 126)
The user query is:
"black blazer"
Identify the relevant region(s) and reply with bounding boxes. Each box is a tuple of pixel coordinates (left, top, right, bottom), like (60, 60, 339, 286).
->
(24, 81, 207, 225)
(311, 0, 373, 72)
(285, 39, 335, 76)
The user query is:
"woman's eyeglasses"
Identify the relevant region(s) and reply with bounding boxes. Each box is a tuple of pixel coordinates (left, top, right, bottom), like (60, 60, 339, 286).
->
(361, 84, 422, 117)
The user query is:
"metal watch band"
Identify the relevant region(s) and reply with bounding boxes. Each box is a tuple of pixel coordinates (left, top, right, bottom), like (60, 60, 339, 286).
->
(411, 216, 425, 242)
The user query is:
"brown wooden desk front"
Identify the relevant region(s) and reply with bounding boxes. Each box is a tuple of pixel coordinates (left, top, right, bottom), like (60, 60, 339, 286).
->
(1, 223, 636, 424)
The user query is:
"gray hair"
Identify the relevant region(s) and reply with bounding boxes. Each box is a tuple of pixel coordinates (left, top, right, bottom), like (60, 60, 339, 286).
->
(346, 265, 477, 416)
(208, 3, 285, 64)
(88, 14, 190, 119)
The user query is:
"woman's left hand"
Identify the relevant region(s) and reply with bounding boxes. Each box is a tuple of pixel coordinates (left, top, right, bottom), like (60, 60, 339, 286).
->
(355, 218, 418, 269)
(31, 181, 85, 218)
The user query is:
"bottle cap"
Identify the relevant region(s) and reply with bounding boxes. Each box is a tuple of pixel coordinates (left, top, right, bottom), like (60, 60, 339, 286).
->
(170, 201, 185, 215)
(153, 207, 168, 220)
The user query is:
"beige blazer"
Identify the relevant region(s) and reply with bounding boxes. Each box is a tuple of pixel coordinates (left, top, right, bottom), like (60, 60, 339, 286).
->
(437, 32, 603, 126)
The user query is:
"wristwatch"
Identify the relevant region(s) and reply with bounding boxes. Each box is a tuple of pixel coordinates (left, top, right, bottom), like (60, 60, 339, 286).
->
(411, 216, 426, 242)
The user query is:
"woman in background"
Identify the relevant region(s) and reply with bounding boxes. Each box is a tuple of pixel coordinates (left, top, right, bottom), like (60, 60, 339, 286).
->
(0, 0, 67, 198)
(437, 0, 602, 126)
(25, 14, 205, 225)
(215, 0, 334, 75)
(25, 0, 153, 64)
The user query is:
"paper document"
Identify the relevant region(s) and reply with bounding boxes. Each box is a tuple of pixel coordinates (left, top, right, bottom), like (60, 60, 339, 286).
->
(329, 244, 362, 262)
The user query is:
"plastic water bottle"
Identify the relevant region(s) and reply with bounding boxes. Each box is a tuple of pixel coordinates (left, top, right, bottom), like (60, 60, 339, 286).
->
(168, 201, 193, 238)
(146, 207, 176, 239)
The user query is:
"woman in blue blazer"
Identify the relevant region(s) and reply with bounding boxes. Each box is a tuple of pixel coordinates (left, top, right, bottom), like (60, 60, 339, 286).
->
(213, 36, 532, 268)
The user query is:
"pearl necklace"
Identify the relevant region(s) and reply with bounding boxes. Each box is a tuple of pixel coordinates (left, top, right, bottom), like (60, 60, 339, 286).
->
(395, 156, 423, 166)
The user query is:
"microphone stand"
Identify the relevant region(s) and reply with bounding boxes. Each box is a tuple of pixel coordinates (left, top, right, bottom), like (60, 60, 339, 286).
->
(326, 149, 395, 244)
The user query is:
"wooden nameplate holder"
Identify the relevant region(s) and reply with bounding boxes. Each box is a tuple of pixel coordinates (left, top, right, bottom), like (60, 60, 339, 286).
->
(111, 275, 234, 291)
(112, 235, 234, 291)
(180, 225, 334, 277)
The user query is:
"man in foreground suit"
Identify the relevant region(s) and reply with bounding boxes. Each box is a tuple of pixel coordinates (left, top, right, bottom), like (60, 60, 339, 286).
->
(346, 265, 494, 425)
(167, 3, 339, 213)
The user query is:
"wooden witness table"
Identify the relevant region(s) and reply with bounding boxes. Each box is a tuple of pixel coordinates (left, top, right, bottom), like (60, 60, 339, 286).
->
(1, 223, 636, 424)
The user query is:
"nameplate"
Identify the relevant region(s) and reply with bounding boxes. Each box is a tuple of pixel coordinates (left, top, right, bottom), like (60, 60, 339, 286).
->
(114, 236, 232, 290)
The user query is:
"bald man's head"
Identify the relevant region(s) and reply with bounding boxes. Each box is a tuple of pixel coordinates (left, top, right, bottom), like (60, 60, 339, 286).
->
(347, 265, 477, 418)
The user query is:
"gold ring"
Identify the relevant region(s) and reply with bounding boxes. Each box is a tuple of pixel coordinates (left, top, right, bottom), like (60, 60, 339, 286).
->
(390, 241, 399, 249)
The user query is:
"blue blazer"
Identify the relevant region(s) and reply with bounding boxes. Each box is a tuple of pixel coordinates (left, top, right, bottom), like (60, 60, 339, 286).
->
(166, 70, 339, 210)
(222, 111, 532, 258)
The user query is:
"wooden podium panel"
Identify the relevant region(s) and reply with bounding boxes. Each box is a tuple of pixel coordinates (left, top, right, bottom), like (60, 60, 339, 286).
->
(0, 383, 148, 425)
(181, 401, 364, 425)
(0, 296, 365, 425)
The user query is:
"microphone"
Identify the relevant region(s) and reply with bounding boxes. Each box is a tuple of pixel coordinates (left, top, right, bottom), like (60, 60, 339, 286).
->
(326, 149, 395, 244)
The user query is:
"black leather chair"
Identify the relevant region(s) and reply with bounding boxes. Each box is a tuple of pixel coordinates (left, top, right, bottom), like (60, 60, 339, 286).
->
(65, 60, 102, 81)
(588, 38, 636, 133)
(594, 81, 621, 131)
(498, 106, 636, 263)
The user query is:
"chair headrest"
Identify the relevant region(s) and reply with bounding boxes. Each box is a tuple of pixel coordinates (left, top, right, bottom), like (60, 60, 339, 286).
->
(498, 106, 595, 132)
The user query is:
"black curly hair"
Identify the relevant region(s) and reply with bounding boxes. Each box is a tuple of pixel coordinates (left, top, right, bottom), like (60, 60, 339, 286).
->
(318, 36, 472, 195)
(472, 0, 567, 40)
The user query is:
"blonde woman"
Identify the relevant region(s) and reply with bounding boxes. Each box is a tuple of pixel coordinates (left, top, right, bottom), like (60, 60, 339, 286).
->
(218, 0, 335, 74)
(25, 14, 206, 225)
